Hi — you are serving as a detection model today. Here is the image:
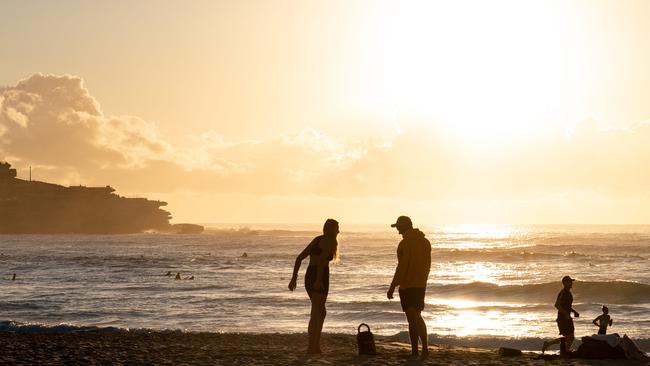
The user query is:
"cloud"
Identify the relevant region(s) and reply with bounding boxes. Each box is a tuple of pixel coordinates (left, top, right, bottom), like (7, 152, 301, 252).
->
(0, 73, 170, 170)
(2, 73, 650, 213)
(0, 74, 369, 195)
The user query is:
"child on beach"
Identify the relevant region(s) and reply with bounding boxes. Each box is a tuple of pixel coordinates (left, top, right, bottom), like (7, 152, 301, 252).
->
(592, 305, 613, 335)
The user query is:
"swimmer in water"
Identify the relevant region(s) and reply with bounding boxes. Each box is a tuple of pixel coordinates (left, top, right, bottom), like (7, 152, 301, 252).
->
(12, 273, 16, 281)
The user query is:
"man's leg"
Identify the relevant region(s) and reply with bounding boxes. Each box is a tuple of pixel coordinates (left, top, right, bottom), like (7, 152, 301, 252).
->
(416, 311, 428, 355)
(405, 308, 420, 356)
(542, 337, 564, 353)
(564, 334, 574, 352)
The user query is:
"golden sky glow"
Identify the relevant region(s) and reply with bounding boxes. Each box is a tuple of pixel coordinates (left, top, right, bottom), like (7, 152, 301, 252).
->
(2, 0, 650, 224)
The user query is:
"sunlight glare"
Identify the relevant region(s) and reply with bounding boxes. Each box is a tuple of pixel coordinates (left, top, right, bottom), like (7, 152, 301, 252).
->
(355, 1, 586, 145)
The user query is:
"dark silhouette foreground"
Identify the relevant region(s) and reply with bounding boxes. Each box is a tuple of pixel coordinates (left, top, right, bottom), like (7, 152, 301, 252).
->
(288, 219, 339, 354)
(387, 216, 432, 357)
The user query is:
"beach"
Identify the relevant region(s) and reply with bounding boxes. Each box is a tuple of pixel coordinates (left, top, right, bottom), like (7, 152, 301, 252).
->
(0, 331, 644, 366)
(3, 228, 650, 342)
(2, 228, 650, 364)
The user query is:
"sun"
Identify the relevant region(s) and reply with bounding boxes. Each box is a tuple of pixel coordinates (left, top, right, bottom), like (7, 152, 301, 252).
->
(351, 1, 587, 145)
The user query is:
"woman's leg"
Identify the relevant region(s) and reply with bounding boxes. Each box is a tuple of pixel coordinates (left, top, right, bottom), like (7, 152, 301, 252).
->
(308, 293, 327, 354)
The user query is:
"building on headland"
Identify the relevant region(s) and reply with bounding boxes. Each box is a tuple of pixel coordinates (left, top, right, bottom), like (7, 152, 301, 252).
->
(0, 162, 191, 234)
(0, 162, 17, 179)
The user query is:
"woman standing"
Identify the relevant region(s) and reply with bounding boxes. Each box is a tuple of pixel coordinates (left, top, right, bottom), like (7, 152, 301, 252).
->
(288, 219, 340, 354)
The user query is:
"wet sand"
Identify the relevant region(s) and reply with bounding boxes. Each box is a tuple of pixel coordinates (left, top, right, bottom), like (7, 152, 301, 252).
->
(0, 332, 646, 365)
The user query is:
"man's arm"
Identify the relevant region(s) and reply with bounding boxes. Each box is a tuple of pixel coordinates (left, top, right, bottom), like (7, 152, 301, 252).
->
(387, 243, 409, 299)
(571, 307, 580, 317)
(554, 294, 572, 319)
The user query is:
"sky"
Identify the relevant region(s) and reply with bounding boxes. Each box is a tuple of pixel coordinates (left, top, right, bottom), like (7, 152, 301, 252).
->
(2, 0, 650, 225)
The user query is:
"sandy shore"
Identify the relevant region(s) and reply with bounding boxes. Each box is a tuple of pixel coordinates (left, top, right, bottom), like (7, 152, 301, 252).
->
(0, 332, 646, 365)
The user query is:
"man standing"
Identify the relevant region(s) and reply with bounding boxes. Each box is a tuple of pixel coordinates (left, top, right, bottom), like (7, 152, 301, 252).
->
(387, 216, 432, 357)
(542, 275, 579, 355)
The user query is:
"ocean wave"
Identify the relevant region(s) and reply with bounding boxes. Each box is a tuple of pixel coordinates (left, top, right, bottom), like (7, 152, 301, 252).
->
(330, 299, 550, 313)
(428, 281, 650, 304)
(203, 228, 319, 237)
(431, 248, 647, 263)
(0, 301, 52, 311)
(4, 319, 647, 352)
(0, 320, 141, 334)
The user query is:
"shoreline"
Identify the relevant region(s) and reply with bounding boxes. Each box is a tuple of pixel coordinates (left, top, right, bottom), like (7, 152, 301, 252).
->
(1, 331, 643, 365)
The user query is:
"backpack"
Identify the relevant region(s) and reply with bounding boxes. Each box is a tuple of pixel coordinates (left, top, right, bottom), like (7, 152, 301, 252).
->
(574, 336, 625, 360)
(357, 323, 377, 355)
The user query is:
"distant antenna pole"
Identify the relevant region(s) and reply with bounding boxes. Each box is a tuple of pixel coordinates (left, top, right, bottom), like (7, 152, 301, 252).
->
(29, 166, 32, 182)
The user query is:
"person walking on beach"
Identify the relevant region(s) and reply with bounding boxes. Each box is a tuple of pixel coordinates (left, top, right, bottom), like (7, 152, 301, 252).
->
(387, 216, 431, 357)
(593, 305, 613, 335)
(288, 219, 340, 354)
(543, 275, 580, 355)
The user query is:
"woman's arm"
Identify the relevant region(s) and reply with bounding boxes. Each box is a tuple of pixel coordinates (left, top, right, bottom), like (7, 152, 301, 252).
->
(288, 239, 316, 291)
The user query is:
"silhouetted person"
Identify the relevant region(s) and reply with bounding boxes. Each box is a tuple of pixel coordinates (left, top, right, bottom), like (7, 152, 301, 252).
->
(387, 216, 431, 357)
(165, 271, 172, 276)
(593, 305, 613, 335)
(12, 273, 16, 281)
(242, 252, 248, 258)
(288, 219, 340, 354)
(185, 275, 194, 280)
(175, 272, 181, 280)
(543, 276, 580, 355)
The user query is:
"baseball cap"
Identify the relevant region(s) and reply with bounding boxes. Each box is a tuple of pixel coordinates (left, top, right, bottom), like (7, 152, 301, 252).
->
(390, 216, 412, 228)
(562, 275, 575, 283)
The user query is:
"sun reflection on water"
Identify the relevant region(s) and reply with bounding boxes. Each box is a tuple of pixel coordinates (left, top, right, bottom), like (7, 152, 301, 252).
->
(433, 224, 525, 250)
(426, 297, 541, 337)
(429, 308, 539, 337)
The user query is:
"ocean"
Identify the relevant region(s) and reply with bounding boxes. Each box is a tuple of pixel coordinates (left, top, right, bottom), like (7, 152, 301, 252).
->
(2, 225, 650, 351)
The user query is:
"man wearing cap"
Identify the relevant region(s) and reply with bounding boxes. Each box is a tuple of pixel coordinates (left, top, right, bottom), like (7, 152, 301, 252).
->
(387, 216, 432, 357)
(542, 275, 580, 355)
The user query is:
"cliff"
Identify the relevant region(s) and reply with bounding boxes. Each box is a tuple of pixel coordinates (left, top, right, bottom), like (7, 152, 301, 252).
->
(0, 162, 173, 234)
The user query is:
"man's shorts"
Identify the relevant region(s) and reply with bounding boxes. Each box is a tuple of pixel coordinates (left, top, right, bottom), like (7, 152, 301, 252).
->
(556, 316, 574, 336)
(398, 287, 426, 312)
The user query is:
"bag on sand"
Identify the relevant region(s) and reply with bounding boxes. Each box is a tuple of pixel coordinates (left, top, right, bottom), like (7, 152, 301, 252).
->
(357, 323, 376, 355)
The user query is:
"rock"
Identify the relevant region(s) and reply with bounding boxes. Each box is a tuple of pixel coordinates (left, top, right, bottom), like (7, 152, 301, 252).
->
(498, 347, 522, 357)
